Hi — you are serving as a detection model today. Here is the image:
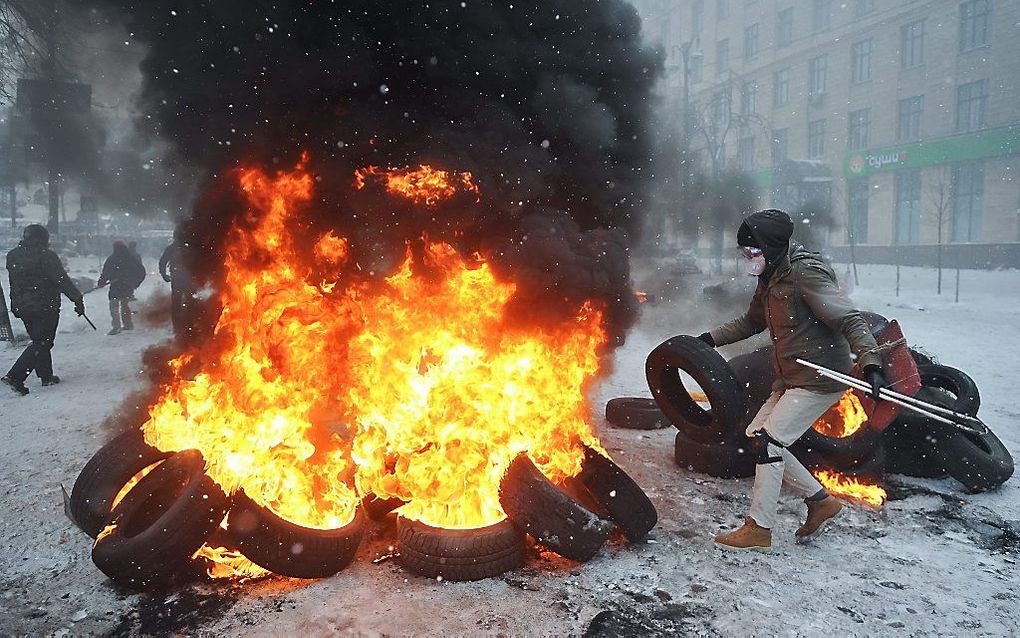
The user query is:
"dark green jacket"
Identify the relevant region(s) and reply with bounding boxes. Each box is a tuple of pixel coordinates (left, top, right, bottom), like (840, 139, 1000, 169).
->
(6, 240, 83, 317)
(710, 244, 882, 393)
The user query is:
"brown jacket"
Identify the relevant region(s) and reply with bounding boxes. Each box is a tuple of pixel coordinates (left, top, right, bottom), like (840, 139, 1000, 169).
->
(710, 244, 882, 393)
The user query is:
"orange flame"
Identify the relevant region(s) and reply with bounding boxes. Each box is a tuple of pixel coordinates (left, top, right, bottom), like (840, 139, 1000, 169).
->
(354, 164, 480, 206)
(139, 158, 608, 540)
(635, 291, 649, 304)
(192, 544, 271, 580)
(814, 470, 887, 507)
(813, 389, 868, 438)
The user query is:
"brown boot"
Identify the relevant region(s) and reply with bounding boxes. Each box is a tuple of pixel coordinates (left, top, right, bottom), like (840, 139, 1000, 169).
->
(714, 517, 772, 552)
(796, 495, 842, 540)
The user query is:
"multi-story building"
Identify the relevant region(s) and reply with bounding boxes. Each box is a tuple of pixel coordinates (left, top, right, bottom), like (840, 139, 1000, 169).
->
(636, 0, 1020, 267)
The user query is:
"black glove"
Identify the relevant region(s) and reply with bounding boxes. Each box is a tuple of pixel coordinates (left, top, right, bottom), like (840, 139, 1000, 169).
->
(864, 365, 887, 401)
(74, 299, 86, 317)
(697, 332, 716, 348)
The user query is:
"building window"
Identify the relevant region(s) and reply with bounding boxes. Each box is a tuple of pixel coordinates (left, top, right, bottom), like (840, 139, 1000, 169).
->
(854, 0, 875, 18)
(813, 0, 831, 33)
(808, 119, 826, 158)
(960, 0, 991, 52)
(744, 23, 759, 62)
(952, 161, 984, 242)
(956, 79, 988, 132)
(808, 55, 828, 100)
(848, 108, 871, 150)
(772, 128, 788, 165)
(777, 8, 794, 48)
(901, 20, 926, 68)
(692, 0, 705, 34)
(848, 178, 869, 244)
(897, 96, 924, 142)
(713, 92, 731, 129)
(895, 169, 922, 244)
(851, 39, 872, 84)
(738, 137, 756, 171)
(689, 53, 704, 83)
(773, 68, 789, 107)
(716, 0, 729, 20)
(717, 39, 730, 74)
(740, 81, 758, 115)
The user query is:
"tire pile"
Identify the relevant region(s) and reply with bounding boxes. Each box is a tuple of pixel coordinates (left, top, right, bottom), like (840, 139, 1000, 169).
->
(607, 317, 1013, 493)
(70, 432, 657, 588)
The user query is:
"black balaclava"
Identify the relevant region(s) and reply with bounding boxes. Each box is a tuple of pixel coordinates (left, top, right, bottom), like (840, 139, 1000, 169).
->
(736, 209, 794, 271)
(22, 224, 49, 247)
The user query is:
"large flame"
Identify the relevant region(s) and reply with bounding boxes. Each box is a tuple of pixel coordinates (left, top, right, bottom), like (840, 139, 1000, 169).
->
(813, 389, 868, 438)
(139, 159, 607, 538)
(354, 164, 480, 206)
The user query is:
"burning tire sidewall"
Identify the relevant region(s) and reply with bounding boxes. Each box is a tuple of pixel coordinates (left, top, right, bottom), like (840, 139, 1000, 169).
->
(396, 517, 524, 582)
(226, 489, 365, 579)
(646, 335, 747, 444)
(71, 429, 173, 538)
(91, 449, 230, 589)
(499, 453, 613, 562)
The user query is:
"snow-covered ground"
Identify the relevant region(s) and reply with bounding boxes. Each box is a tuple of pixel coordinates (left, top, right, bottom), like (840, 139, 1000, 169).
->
(1, 259, 1018, 636)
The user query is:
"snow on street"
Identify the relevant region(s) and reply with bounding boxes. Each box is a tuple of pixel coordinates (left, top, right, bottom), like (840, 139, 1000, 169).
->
(1, 261, 1018, 636)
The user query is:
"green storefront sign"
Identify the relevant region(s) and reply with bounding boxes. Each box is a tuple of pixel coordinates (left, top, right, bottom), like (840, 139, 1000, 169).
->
(843, 126, 1020, 178)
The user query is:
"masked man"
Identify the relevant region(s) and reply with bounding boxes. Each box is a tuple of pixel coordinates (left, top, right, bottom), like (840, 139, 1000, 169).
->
(698, 209, 887, 551)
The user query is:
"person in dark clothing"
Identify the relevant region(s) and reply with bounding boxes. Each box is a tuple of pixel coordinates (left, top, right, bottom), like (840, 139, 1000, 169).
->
(97, 240, 146, 335)
(158, 229, 195, 337)
(2, 224, 85, 396)
(698, 209, 888, 551)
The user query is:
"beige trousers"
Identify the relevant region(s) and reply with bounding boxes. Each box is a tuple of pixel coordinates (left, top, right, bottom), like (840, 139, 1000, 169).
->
(747, 388, 844, 529)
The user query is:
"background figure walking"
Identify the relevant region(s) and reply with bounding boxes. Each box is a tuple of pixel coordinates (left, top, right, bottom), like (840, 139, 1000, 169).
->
(159, 229, 196, 338)
(97, 241, 146, 335)
(2, 225, 85, 396)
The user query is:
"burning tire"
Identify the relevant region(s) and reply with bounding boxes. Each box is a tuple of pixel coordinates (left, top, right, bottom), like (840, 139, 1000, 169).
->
(897, 365, 980, 427)
(362, 493, 407, 522)
(673, 430, 755, 479)
(884, 387, 952, 478)
(576, 447, 657, 543)
(70, 429, 173, 538)
(790, 425, 883, 474)
(499, 453, 613, 562)
(646, 335, 747, 444)
(91, 450, 230, 589)
(396, 517, 524, 581)
(605, 398, 669, 430)
(226, 490, 365, 579)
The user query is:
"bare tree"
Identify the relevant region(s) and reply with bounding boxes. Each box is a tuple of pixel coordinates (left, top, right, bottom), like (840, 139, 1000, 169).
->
(0, 1, 54, 104)
(926, 165, 953, 295)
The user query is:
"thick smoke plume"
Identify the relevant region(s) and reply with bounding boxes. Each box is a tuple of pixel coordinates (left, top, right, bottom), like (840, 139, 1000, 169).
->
(96, 0, 662, 343)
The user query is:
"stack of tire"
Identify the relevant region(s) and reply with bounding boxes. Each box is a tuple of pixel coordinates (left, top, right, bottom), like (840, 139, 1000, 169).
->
(884, 353, 1013, 492)
(70, 429, 364, 589)
(382, 447, 658, 581)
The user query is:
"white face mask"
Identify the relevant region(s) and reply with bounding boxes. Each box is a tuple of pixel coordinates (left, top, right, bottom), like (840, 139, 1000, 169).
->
(745, 255, 767, 276)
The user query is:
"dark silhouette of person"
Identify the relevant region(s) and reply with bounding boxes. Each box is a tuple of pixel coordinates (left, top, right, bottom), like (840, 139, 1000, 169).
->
(2, 224, 85, 395)
(97, 240, 146, 335)
(158, 228, 195, 337)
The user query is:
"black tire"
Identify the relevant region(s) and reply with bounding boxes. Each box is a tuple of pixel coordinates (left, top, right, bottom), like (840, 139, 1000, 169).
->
(673, 430, 756, 479)
(396, 517, 524, 581)
(576, 447, 657, 543)
(859, 311, 889, 338)
(883, 387, 953, 478)
(71, 429, 173, 538)
(898, 365, 980, 428)
(727, 347, 775, 424)
(790, 423, 884, 473)
(939, 427, 1014, 492)
(604, 398, 669, 430)
(909, 348, 937, 368)
(646, 335, 748, 444)
(813, 443, 887, 484)
(499, 453, 613, 562)
(226, 490, 364, 579)
(91, 450, 230, 590)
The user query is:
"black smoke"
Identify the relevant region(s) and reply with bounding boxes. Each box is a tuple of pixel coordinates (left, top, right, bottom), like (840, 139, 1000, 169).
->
(94, 0, 662, 343)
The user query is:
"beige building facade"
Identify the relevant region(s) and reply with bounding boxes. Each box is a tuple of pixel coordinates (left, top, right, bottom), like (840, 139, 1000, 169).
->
(636, 0, 1020, 266)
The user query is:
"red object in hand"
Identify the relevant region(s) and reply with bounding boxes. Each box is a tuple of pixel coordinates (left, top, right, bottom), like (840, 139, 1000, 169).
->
(852, 319, 920, 432)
